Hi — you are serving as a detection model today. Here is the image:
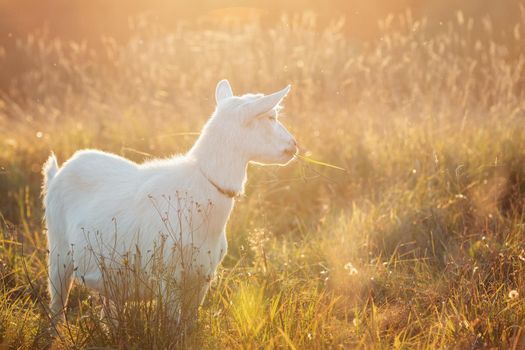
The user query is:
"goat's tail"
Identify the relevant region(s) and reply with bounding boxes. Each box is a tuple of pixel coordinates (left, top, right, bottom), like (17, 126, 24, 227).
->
(42, 153, 59, 197)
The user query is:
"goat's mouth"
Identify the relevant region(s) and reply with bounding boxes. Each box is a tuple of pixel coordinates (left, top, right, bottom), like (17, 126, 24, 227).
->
(283, 146, 298, 157)
(281, 148, 298, 163)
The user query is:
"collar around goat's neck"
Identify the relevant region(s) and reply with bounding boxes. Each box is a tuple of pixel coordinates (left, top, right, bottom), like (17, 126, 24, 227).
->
(198, 167, 240, 199)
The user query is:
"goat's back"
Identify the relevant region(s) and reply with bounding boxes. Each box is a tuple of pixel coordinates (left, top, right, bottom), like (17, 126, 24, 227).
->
(44, 150, 142, 238)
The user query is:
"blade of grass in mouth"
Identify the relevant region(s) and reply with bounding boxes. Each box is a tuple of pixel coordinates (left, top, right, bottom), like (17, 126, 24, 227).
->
(295, 153, 346, 171)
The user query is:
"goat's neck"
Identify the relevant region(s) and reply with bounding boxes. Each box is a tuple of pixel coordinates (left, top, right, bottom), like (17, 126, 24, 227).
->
(188, 133, 248, 196)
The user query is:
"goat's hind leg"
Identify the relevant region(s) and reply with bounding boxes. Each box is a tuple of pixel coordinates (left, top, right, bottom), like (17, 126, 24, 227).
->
(48, 244, 74, 328)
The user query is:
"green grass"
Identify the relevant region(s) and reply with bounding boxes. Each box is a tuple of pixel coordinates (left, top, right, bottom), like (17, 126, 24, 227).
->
(1, 9, 525, 349)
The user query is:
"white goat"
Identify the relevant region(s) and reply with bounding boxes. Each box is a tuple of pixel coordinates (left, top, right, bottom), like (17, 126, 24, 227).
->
(42, 79, 297, 325)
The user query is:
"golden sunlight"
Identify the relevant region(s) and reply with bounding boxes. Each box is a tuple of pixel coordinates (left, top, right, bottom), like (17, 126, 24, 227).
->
(0, 0, 524, 348)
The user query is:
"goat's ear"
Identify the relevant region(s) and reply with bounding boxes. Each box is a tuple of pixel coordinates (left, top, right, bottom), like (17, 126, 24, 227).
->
(243, 85, 291, 117)
(215, 79, 233, 104)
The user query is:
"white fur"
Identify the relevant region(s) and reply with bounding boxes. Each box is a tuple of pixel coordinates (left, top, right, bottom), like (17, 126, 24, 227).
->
(42, 80, 297, 323)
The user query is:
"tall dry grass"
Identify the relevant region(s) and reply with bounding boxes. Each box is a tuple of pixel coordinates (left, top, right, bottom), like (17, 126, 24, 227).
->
(1, 8, 525, 349)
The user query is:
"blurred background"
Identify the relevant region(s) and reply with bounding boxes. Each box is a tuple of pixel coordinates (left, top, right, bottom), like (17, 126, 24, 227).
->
(1, 0, 522, 40)
(1, 0, 523, 87)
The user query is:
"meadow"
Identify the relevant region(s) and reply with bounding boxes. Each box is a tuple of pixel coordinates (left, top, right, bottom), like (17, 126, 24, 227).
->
(1, 8, 525, 349)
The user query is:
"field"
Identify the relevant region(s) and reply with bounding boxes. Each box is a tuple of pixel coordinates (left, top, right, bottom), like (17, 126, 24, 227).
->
(1, 8, 525, 349)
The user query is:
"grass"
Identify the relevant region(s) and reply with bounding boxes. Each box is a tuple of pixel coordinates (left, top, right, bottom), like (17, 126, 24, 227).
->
(1, 8, 525, 349)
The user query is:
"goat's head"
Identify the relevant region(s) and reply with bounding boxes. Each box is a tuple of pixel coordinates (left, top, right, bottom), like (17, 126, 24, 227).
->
(211, 79, 297, 165)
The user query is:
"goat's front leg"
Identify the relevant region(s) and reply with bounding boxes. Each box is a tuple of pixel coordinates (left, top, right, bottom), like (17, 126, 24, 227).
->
(176, 269, 212, 328)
